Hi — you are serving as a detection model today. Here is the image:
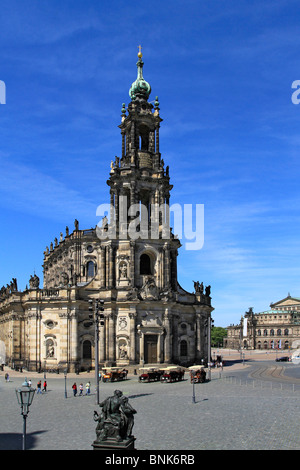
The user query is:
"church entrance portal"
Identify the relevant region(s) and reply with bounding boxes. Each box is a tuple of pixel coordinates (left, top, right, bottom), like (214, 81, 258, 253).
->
(144, 335, 158, 363)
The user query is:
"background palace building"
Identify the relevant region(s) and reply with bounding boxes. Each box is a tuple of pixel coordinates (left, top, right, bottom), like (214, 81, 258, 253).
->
(224, 295, 300, 351)
(0, 51, 213, 373)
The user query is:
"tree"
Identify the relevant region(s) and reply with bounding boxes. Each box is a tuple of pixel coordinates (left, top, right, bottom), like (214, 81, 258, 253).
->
(211, 326, 227, 347)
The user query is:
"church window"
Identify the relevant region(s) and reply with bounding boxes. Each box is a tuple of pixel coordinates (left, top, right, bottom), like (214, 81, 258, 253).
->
(83, 340, 92, 359)
(140, 253, 152, 275)
(87, 261, 95, 278)
(284, 329, 289, 336)
(270, 329, 274, 336)
(277, 329, 281, 336)
(180, 340, 188, 356)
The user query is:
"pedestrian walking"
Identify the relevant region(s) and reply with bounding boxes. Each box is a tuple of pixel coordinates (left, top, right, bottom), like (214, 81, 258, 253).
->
(28, 379, 32, 387)
(5, 373, 9, 382)
(37, 380, 42, 394)
(79, 383, 83, 396)
(42, 380, 47, 392)
(72, 382, 77, 397)
(85, 381, 91, 395)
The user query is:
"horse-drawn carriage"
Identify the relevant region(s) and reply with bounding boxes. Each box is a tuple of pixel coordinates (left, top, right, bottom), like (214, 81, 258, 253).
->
(102, 367, 128, 382)
(138, 368, 163, 382)
(160, 366, 185, 383)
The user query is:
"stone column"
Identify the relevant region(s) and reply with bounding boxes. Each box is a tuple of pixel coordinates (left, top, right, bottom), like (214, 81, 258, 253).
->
(130, 121, 135, 164)
(115, 189, 119, 229)
(130, 182, 136, 211)
(157, 333, 162, 363)
(164, 308, 172, 363)
(139, 330, 144, 364)
(155, 123, 160, 154)
(195, 312, 201, 363)
(149, 130, 155, 153)
(110, 190, 114, 224)
(130, 241, 135, 287)
(121, 130, 125, 158)
(108, 313, 116, 363)
(108, 246, 114, 288)
(129, 308, 136, 363)
(126, 130, 129, 154)
(100, 246, 106, 288)
(163, 244, 170, 289)
(35, 304, 41, 371)
(70, 309, 78, 371)
(105, 246, 109, 289)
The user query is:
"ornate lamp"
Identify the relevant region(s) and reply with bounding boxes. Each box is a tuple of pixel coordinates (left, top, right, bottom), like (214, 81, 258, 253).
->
(15, 378, 36, 450)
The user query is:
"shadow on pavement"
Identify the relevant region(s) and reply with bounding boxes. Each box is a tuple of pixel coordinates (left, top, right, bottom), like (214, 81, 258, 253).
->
(0, 430, 47, 450)
(128, 393, 154, 399)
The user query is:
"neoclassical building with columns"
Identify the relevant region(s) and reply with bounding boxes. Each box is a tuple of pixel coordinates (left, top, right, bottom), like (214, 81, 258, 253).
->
(0, 51, 213, 372)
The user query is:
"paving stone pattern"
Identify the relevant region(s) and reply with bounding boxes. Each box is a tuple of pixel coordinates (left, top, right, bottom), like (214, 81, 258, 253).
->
(0, 366, 299, 450)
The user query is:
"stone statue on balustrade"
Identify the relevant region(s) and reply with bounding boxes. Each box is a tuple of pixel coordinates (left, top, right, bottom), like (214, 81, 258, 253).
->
(29, 274, 40, 289)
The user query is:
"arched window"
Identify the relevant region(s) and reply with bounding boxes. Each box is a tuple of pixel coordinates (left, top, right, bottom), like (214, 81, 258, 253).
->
(263, 329, 268, 336)
(270, 329, 274, 336)
(257, 329, 261, 336)
(284, 329, 289, 336)
(83, 340, 92, 359)
(139, 124, 150, 151)
(277, 329, 281, 336)
(87, 261, 95, 279)
(180, 340, 188, 356)
(140, 253, 152, 275)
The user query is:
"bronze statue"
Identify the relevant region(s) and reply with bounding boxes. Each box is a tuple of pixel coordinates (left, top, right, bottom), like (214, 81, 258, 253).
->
(93, 390, 136, 444)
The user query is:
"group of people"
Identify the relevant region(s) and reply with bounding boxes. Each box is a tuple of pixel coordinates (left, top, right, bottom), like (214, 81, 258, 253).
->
(36, 380, 47, 393)
(72, 381, 91, 397)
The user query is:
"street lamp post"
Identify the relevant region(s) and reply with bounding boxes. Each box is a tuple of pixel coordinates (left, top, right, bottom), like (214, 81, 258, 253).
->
(191, 371, 196, 403)
(15, 378, 36, 450)
(64, 369, 67, 398)
(89, 299, 105, 405)
(207, 316, 211, 381)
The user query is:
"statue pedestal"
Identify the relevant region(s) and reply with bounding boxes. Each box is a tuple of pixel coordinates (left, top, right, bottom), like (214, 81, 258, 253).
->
(92, 436, 135, 450)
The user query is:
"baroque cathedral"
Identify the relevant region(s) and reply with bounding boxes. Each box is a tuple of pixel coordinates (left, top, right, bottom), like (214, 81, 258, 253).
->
(0, 50, 213, 372)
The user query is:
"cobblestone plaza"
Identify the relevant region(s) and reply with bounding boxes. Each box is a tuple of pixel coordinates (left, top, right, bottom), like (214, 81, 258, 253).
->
(1, 351, 299, 451)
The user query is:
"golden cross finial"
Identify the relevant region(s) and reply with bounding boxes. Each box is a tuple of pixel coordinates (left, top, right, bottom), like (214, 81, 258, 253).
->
(138, 45, 143, 58)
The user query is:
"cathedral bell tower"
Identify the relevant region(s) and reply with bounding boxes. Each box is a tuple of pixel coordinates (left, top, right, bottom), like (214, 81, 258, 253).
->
(104, 48, 180, 294)
(94, 48, 212, 367)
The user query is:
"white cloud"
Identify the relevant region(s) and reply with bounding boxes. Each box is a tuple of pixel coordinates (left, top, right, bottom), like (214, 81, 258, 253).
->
(0, 158, 98, 223)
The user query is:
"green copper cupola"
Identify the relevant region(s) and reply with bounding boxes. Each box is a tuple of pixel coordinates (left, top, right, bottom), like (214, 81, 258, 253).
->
(129, 46, 151, 102)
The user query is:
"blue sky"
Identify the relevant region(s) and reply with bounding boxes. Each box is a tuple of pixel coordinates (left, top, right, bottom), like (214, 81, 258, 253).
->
(1, 0, 300, 327)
